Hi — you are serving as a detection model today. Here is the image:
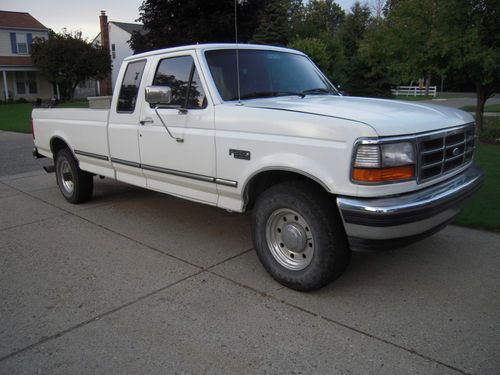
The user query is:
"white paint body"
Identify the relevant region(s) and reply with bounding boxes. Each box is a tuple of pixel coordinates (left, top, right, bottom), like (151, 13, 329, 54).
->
(32, 44, 475, 213)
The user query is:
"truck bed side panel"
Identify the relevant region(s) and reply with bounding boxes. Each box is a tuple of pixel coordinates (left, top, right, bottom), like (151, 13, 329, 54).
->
(32, 108, 115, 178)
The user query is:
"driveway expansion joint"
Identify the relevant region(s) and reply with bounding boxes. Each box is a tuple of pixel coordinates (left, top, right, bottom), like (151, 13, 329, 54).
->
(207, 270, 473, 375)
(0, 269, 206, 363)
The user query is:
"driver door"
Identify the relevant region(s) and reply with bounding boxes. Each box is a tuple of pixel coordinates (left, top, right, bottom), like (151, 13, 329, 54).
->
(138, 52, 217, 204)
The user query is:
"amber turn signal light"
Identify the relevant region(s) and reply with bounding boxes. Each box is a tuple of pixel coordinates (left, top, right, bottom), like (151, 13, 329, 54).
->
(352, 165, 415, 183)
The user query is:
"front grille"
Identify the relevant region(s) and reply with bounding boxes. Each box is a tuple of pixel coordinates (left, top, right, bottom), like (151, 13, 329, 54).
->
(417, 123, 475, 182)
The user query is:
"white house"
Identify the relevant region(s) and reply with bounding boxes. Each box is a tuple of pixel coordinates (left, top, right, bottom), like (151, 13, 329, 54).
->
(0, 10, 54, 101)
(92, 11, 143, 92)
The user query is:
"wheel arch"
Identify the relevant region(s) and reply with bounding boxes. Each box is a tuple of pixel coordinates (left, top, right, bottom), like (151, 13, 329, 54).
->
(243, 167, 332, 211)
(50, 136, 75, 159)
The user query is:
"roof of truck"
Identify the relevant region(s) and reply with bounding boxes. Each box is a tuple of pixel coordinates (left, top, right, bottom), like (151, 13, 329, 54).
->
(125, 43, 305, 61)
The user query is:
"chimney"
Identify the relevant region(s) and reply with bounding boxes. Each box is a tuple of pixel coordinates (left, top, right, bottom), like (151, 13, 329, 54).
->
(99, 10, 112, 95)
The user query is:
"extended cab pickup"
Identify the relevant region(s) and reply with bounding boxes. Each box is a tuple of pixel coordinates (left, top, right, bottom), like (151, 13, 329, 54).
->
(32, 44, 484, 291)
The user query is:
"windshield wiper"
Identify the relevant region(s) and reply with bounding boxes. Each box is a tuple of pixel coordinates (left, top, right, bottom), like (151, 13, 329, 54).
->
(232, 91, 305, 100)
(301, 88, 334, 96)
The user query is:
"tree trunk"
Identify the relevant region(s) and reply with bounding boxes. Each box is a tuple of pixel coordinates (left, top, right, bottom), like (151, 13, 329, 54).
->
(424, 74, 431, 96)
(475, 85, 487, 134)
(70, 83, 78, 102)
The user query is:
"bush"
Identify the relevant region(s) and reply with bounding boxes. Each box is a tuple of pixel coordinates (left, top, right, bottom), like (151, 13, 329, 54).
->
(480, 117, 500, 144)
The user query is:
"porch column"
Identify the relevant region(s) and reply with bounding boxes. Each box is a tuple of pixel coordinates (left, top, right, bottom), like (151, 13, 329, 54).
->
(2, 71, 8, 100)
(56, 83, 60, 100)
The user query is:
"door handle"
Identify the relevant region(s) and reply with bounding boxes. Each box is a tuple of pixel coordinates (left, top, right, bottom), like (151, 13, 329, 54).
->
(139, 118, 154, 125)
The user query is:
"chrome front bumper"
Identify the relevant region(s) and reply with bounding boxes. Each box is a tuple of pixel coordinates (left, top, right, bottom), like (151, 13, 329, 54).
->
(337, 165, 484, 250)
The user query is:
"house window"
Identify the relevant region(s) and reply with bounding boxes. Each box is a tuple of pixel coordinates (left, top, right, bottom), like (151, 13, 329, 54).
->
(15, 72, 26, 94)
(15, 72, 38, 95)
(27, 72, 38, 94)
(17, 34, 28, 54)
(111, 44, 116, 59)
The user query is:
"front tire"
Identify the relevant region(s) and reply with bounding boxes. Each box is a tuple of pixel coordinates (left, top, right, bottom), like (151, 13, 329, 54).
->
(55, 148, 93, 204)
(252, 181, 350, 291)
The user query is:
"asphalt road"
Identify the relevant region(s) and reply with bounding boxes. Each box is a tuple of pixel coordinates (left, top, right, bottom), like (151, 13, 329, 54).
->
(0, 133, 499, 374)
(420, 96, 500, 110)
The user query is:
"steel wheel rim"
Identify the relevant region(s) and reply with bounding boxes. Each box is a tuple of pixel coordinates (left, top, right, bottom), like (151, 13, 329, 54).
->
(58, 159, 74, 194)
(265, 208, 315, 271)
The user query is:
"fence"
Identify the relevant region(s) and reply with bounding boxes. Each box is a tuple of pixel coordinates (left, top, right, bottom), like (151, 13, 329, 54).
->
(391, 86, 437, 97)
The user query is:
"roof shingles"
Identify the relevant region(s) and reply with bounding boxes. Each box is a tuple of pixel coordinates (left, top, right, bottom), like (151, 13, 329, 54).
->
(0, 11, 47, 29)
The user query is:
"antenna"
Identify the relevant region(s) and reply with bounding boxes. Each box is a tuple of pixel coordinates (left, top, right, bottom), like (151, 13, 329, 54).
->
(234, 0, 242, 104)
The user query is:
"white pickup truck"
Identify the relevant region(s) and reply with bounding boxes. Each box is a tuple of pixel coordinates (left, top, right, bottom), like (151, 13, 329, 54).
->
(32, 43, 484, 291)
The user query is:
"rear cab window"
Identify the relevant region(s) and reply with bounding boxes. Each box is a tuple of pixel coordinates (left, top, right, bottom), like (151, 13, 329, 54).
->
(117, 60, 147, 113)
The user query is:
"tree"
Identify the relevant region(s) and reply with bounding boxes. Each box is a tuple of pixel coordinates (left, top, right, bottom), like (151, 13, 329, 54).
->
(365, 0, 499, 131)
(337, 2, 392, 96)
(289, 36, 346, 84)
(291, 0, 345, 39)
(130, 0, 266, 53)
(31, 30, 111, 100)
(251, 0, 299, 46)
(338, 2, 371, 61)
(437, 0, 500, 132)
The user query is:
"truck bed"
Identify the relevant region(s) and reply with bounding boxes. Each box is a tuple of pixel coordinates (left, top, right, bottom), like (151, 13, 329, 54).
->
(33, 108, 108, 158)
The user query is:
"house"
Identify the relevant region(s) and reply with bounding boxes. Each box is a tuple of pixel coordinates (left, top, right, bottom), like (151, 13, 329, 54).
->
(92, 11, 143, 94)
(0, 10, 54, 101)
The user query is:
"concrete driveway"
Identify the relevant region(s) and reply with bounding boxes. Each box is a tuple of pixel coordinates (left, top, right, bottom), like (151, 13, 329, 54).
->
(0, 133, 499, 374)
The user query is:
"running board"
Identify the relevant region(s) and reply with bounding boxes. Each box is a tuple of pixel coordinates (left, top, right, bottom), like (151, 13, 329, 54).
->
(43, 165, 55, 173)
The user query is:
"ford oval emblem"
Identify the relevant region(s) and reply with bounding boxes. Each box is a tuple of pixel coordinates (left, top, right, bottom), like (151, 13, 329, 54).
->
(452, 147, 461, 156)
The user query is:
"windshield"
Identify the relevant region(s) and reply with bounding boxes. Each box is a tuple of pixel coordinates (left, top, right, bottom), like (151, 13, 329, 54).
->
(204, 49, 337, 101)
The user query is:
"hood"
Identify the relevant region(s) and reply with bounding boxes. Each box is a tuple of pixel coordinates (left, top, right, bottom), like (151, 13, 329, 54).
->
(244, 95, 473, 137)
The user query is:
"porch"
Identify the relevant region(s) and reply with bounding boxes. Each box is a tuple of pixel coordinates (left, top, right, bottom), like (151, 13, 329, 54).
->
(0, 62, 54, 101)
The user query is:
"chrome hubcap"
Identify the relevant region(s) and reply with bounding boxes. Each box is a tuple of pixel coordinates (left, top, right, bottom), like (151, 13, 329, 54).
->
(266, 208, 314, 270)
(59, 160, 74, 194)
(281, 223, 307, 252)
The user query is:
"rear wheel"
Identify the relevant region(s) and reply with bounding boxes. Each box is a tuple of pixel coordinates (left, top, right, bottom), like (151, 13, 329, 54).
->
(55, 148, 93, 204)
(252, 181, 350, 291)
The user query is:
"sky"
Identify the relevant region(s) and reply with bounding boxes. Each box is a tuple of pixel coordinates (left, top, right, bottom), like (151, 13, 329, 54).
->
(1, 0, 359, 39)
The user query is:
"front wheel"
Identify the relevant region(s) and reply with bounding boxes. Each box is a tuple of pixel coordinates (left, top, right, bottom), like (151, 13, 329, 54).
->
(55, 148, 93, 204)
(252, 181, 350, 291)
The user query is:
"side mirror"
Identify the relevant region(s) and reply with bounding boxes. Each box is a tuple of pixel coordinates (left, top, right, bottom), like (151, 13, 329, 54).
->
(145, 85, 172, 105)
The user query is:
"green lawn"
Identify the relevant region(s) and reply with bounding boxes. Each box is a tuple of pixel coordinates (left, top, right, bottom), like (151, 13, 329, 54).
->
(0, 103, 33, 133)
(58, 101, 89, 109)
(0, 101, 88, 133)
(461, 103, 500, 112)
(455, 142, 500, 232)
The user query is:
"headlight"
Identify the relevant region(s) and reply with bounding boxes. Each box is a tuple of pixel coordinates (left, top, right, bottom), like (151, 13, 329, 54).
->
(381, 142, 415, 166)
(352, 141, 416, 183)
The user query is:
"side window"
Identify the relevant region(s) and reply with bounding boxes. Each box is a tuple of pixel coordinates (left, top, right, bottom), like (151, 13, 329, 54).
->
(117, 60, 146, 113)
(188, 69, 208, 109)
(153, 55, 207, 109)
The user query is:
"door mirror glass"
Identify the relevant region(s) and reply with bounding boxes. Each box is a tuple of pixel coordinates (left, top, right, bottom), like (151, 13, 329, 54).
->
(145, 85, 173, 106)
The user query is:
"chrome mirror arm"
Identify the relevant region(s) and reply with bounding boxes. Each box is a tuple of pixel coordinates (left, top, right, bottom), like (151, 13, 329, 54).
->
(153, 106, 184, 143)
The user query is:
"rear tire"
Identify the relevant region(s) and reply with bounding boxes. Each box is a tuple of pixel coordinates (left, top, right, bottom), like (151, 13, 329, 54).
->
(55, 148, 93, 204)
(252, 181, 350, 291)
